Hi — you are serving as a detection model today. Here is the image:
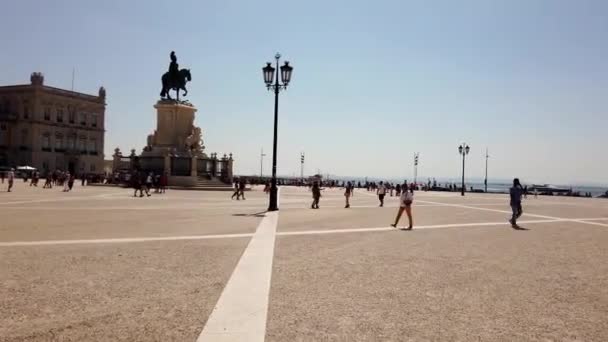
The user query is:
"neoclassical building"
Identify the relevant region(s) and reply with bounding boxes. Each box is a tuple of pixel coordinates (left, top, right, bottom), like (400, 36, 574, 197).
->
(0, 72, 106, 174)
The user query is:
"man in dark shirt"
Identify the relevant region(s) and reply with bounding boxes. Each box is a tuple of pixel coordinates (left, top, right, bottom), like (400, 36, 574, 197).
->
(509, 178, 524, 228)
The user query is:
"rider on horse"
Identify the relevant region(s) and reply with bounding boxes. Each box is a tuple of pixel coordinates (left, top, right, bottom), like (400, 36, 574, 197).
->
(160, 51, 191, 100)
(168, 51, 179, 86)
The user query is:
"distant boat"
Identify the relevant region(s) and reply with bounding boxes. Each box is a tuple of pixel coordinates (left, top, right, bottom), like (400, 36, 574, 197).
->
(528, 184, 571, 194)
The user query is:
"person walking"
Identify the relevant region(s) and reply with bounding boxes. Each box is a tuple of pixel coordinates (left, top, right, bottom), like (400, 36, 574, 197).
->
(239, 179, 247, 200)
(391, 183, 414, 230)
(231, 180, 240, 200)
(145, 172, 153, 196)
(63, 172, 71, 192)
(0, 170, 4, 184)
(377, 181, 387, 207)
(344, 181, 353, 208)
(68, 173, 75, 191)
(43, 173, 52, 188)
(160, 172, 168, 193)
(311, 181, 321, 209)
(7, 169, 15, 192)
(132, 171, 143, 197)
(509, 178, 525, 228)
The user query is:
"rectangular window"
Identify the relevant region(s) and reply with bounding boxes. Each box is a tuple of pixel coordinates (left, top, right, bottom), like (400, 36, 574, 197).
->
(55, 135, 64, 150)
(80, 112, 86, 126)
(24, 106, 29, 119)
(44, 107, 51, 120)
(79, 138, 87, 152)
(90, 164, 95, 172)
(20, 129, 28, 148)
(42, 134, 51, 151)
(68, 108, 75, 123)
(89, 138, 97, 155)
(91, 114, 98, 127)
(57, 109, 64, 123)
(68, 136, 75, 150)
(0, 123, 6, 131)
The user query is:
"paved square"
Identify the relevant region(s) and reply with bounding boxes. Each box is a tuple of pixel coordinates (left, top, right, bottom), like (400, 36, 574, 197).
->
(1, 182, 607, 341)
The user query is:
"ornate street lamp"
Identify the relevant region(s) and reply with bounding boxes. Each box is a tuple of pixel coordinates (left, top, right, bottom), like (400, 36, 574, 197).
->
(262, 53, 293, 211)
(458, 143, 470, 196)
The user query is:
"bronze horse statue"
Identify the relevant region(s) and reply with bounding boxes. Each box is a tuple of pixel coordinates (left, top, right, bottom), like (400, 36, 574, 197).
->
(160, 69, 191, 100)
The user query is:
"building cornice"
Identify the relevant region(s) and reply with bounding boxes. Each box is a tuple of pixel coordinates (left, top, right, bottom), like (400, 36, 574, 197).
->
(0, 84, 104, 104)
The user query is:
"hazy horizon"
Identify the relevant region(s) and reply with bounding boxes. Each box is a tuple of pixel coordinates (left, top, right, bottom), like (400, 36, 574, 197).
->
(1, 0, 607, 185)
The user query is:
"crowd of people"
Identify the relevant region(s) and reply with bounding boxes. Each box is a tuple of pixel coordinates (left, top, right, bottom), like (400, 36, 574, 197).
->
(0, 169, 90, 193)
(130, 171, 168, 197)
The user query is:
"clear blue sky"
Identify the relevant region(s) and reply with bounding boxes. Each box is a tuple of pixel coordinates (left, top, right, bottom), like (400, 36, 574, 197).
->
(2, 0, 607, 185)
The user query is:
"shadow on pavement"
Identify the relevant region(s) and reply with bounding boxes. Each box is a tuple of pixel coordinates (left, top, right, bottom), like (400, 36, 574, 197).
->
(232, 211, 267, 218)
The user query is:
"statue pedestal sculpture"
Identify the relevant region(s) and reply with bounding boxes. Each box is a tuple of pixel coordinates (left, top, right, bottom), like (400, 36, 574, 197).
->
(139, 100, 208, 187)
(152, 101, 199, 149)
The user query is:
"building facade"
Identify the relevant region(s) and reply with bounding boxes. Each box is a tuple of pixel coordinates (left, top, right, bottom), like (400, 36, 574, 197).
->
(0, 72, 106, 174)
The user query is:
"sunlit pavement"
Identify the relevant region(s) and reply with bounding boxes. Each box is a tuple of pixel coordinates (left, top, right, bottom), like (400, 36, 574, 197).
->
(1, 182, 607, 341)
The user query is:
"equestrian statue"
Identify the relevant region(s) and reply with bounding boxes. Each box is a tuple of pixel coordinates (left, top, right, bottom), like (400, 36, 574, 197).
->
(160, 51, 192, 101)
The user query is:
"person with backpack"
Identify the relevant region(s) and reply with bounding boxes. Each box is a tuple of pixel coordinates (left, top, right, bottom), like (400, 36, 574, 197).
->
(391, 183, 414, 230)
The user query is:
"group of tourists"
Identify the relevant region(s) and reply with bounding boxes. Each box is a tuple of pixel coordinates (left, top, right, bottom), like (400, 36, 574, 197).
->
(131, 171, 168, 197)
(0, 169, 85, 192)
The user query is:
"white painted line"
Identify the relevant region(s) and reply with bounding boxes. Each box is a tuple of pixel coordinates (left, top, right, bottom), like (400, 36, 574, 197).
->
(2, 217, 604, 248)
(416, 200, 562, 220)
(277, 218, 566, 236)
(571, 220, 608, 227)
(0, 192, 118, 205)
(0, 233, 254, 247)
(197, 210, 278, 342)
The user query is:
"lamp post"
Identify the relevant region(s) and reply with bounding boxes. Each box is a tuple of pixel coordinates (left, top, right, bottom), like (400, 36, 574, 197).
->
(260, 148, 266, 178)
(413, 152, 419, 185)
(300, 152, 305, 183)
(262, 53, 293, 211)
(484, 148, 489, 193)
(458, 143, 470, 196)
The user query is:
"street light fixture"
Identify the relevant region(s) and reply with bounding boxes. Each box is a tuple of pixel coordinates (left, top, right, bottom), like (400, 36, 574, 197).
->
(262, 53, 293, 211)
(458, 143, 470, 196)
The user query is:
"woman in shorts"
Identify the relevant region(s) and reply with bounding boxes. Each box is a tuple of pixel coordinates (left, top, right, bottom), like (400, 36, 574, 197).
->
(391, 183, 414, 230)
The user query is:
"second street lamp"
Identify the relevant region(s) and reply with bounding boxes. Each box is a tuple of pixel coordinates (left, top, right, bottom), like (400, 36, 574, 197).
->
(458, 143, 470, 196)
(262, 53, 293, 211)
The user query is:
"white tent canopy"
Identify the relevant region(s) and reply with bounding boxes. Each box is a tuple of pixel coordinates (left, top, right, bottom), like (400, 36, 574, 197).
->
(17, 166, 37, 171)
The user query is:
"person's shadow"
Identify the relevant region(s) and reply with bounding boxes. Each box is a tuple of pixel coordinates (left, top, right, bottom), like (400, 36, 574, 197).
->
(232, 211, 267, 218)
(512, 225, 530, 230)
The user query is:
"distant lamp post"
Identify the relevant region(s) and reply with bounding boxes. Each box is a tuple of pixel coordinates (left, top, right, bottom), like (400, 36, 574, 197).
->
(458, 143, 470, 196)
(262, 53, 293, 211)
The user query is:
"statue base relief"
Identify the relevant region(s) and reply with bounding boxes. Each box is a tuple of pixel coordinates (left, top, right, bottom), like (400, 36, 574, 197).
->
(135, 100, 234, 189)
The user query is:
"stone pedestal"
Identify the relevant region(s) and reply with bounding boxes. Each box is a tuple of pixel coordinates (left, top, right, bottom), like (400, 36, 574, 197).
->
(134, 100, 234, 189)
(152, 101, 197, 149)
